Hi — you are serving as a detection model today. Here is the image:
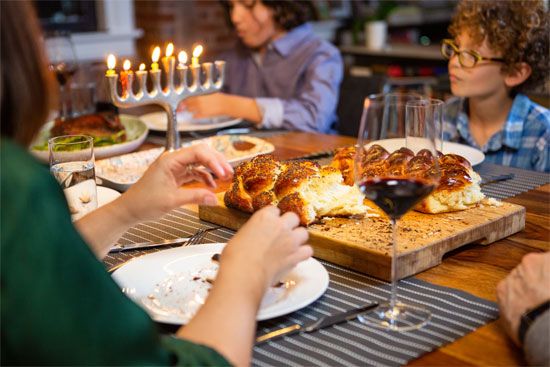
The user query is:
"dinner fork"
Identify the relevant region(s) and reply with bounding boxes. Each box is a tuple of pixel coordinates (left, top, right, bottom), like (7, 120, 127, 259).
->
(183, 227, 215, 247)
(107, 226, 220, 274)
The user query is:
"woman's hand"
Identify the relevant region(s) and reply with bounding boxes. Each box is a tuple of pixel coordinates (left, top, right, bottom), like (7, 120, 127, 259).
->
(118, 144, 233, 223)
(497, 251, 550, 345)
(222, 206, 313, 289)
(177, 206, 311, 366)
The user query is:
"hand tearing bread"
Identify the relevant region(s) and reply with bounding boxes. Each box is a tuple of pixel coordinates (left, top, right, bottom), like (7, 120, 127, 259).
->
(224, 154, 369, 225)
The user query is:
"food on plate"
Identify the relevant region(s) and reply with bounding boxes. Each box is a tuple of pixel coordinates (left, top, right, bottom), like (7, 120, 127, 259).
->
(339, 145, 485, 214)
(34, 112, 126, 150)
(51, 112, 126, 145)
(224, 154, 369, 226)
(198, 135, 270, 161)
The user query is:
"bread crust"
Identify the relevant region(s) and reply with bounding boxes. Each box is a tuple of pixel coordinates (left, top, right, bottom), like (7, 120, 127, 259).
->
(224, 154, 368, 225)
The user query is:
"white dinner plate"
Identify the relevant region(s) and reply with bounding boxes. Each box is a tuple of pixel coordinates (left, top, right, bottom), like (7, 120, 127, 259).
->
(140, 111, 243, 132)
(95, 136, 274, 191)
(30, 114, 149, 162)
(367, 138, 485, 166)
(97, 186, 121, 207)
(111, 243, 329, 324)
(183, 135, 275, 167)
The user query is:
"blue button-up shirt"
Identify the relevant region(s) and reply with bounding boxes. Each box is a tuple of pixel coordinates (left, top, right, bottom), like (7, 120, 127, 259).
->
(442, 94, 550, 172)
(221, 23, 343, 133)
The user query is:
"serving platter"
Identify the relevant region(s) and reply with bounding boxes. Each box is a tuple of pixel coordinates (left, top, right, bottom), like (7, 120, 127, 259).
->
(30, 114, 148, 162)
(199, 195, 525, 281)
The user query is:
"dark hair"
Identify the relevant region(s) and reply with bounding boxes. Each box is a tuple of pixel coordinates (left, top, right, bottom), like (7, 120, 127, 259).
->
(1, 0, 55, 146)
(449, 0, 549, 94)
(221, 0, 317, 31)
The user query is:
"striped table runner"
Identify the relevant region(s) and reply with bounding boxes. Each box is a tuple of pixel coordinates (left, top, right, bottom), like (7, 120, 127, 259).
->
(104, 208, 499, 366)
(476, 162, 550, 199)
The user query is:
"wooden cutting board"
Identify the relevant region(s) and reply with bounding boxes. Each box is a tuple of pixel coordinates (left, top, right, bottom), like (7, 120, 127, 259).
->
(199, 193, 525, 281)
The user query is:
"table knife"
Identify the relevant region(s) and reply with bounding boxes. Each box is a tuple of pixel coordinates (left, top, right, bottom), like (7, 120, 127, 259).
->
(109, 237, 192, 253)
(480, 173, 515, 186)
(256, 302, 378, 344)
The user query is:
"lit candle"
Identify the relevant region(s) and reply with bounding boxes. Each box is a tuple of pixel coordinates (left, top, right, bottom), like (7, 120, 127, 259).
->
(120, 59, 133, 96)
(192, 45, 203, 67)
(162, 42, 175, 72)
(136, 63, 147, 94)
(105, 54, 116, 76)
(151, 46, 160, 71)
(177, 51, 188, 68)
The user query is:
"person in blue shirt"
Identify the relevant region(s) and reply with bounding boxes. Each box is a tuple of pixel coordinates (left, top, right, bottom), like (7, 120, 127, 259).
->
(179, 0, 343, 133)
(441, 0, 549, 172)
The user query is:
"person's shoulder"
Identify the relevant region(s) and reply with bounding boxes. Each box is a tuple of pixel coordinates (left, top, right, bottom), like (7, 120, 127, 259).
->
(1, 138, 62, 208)
(308, 31, 340, 57)
(520, 95, 550, 134)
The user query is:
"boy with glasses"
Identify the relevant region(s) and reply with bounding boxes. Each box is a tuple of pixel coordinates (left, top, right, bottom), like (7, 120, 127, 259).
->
(441, 0, 549, 172)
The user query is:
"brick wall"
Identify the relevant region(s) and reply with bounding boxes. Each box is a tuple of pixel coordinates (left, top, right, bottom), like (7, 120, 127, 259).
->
(134, 0, 237, 62)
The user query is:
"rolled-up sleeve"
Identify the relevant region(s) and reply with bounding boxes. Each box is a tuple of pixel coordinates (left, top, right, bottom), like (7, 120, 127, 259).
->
(255, 97, 284, 129)
(278, 49, 343, 133)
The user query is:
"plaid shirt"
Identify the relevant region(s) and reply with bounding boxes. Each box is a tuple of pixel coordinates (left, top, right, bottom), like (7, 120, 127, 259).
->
(443, 94, 550, 172)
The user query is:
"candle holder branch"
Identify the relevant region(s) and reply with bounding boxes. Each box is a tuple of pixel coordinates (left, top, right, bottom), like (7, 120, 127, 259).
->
(106, 60, 226, 151)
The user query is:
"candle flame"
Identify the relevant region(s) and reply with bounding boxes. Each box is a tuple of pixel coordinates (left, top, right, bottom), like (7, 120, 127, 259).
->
(139, 63, 146, 71)
(123, 59, 131, 71)
(152, 46, 161, 62)
(107, 54, 116, 69)
(192, 45, 203, 58)
(166, 43, 174, 57)
(178, 51, 188, 64)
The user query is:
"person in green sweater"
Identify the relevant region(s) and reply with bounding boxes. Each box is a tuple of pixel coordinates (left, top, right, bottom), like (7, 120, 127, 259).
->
(0, 1, 312, 366)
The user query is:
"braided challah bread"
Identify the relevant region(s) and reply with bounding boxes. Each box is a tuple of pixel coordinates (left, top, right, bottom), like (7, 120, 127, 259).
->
(224, 154, 368, 225)
(333, 145, 485, 214)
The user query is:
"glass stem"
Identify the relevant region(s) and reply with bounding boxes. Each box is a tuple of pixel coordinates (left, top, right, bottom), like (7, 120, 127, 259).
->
(59, 85, 67, 120)
(389, 218, 398, 310)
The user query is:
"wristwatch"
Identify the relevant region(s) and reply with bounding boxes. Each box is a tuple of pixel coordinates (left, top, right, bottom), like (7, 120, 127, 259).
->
(518, 300, 550, 344)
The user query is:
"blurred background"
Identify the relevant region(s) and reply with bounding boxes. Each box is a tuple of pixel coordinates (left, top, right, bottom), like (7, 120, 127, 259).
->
(35, 0, 549, 125)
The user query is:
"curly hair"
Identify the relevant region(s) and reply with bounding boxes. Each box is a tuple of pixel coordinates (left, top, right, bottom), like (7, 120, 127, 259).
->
(449, 0, 549, 94)
(220, 0, 317, 31)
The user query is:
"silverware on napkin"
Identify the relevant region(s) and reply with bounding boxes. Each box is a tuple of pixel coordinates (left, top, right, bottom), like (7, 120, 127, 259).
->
(256, 302, 379, 344)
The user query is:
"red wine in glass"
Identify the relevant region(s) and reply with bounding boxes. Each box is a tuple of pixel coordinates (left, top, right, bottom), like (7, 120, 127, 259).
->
(358, 178, 435, 220)
(52, 62, 78, 87)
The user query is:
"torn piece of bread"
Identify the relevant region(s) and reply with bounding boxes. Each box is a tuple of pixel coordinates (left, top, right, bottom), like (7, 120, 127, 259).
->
(330, 146, 485, 214)
(224, 155, 369, 225)
(415, 154, 485, 213)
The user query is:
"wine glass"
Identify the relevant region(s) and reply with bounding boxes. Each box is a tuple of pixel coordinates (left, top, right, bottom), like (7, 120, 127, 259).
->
(45, 31, 78, 120)
(354, 93, 441, 331)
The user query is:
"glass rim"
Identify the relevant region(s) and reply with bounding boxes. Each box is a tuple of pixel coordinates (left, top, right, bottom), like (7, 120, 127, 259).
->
(406, 98, 444, 107)
(48, 134, 93, 146)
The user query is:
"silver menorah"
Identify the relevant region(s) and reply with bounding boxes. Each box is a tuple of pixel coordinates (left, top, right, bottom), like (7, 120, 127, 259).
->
(106, 58, 226, 151)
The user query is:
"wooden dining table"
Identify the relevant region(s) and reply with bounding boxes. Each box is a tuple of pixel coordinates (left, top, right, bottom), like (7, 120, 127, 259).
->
(138, 130, 549, 366)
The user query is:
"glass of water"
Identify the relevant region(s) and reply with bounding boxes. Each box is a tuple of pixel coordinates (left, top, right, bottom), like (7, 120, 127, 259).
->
(49, 135, 98, 221)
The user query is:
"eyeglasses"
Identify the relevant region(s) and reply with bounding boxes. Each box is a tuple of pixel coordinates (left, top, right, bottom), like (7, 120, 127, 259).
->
(441, 39, 505, 68)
